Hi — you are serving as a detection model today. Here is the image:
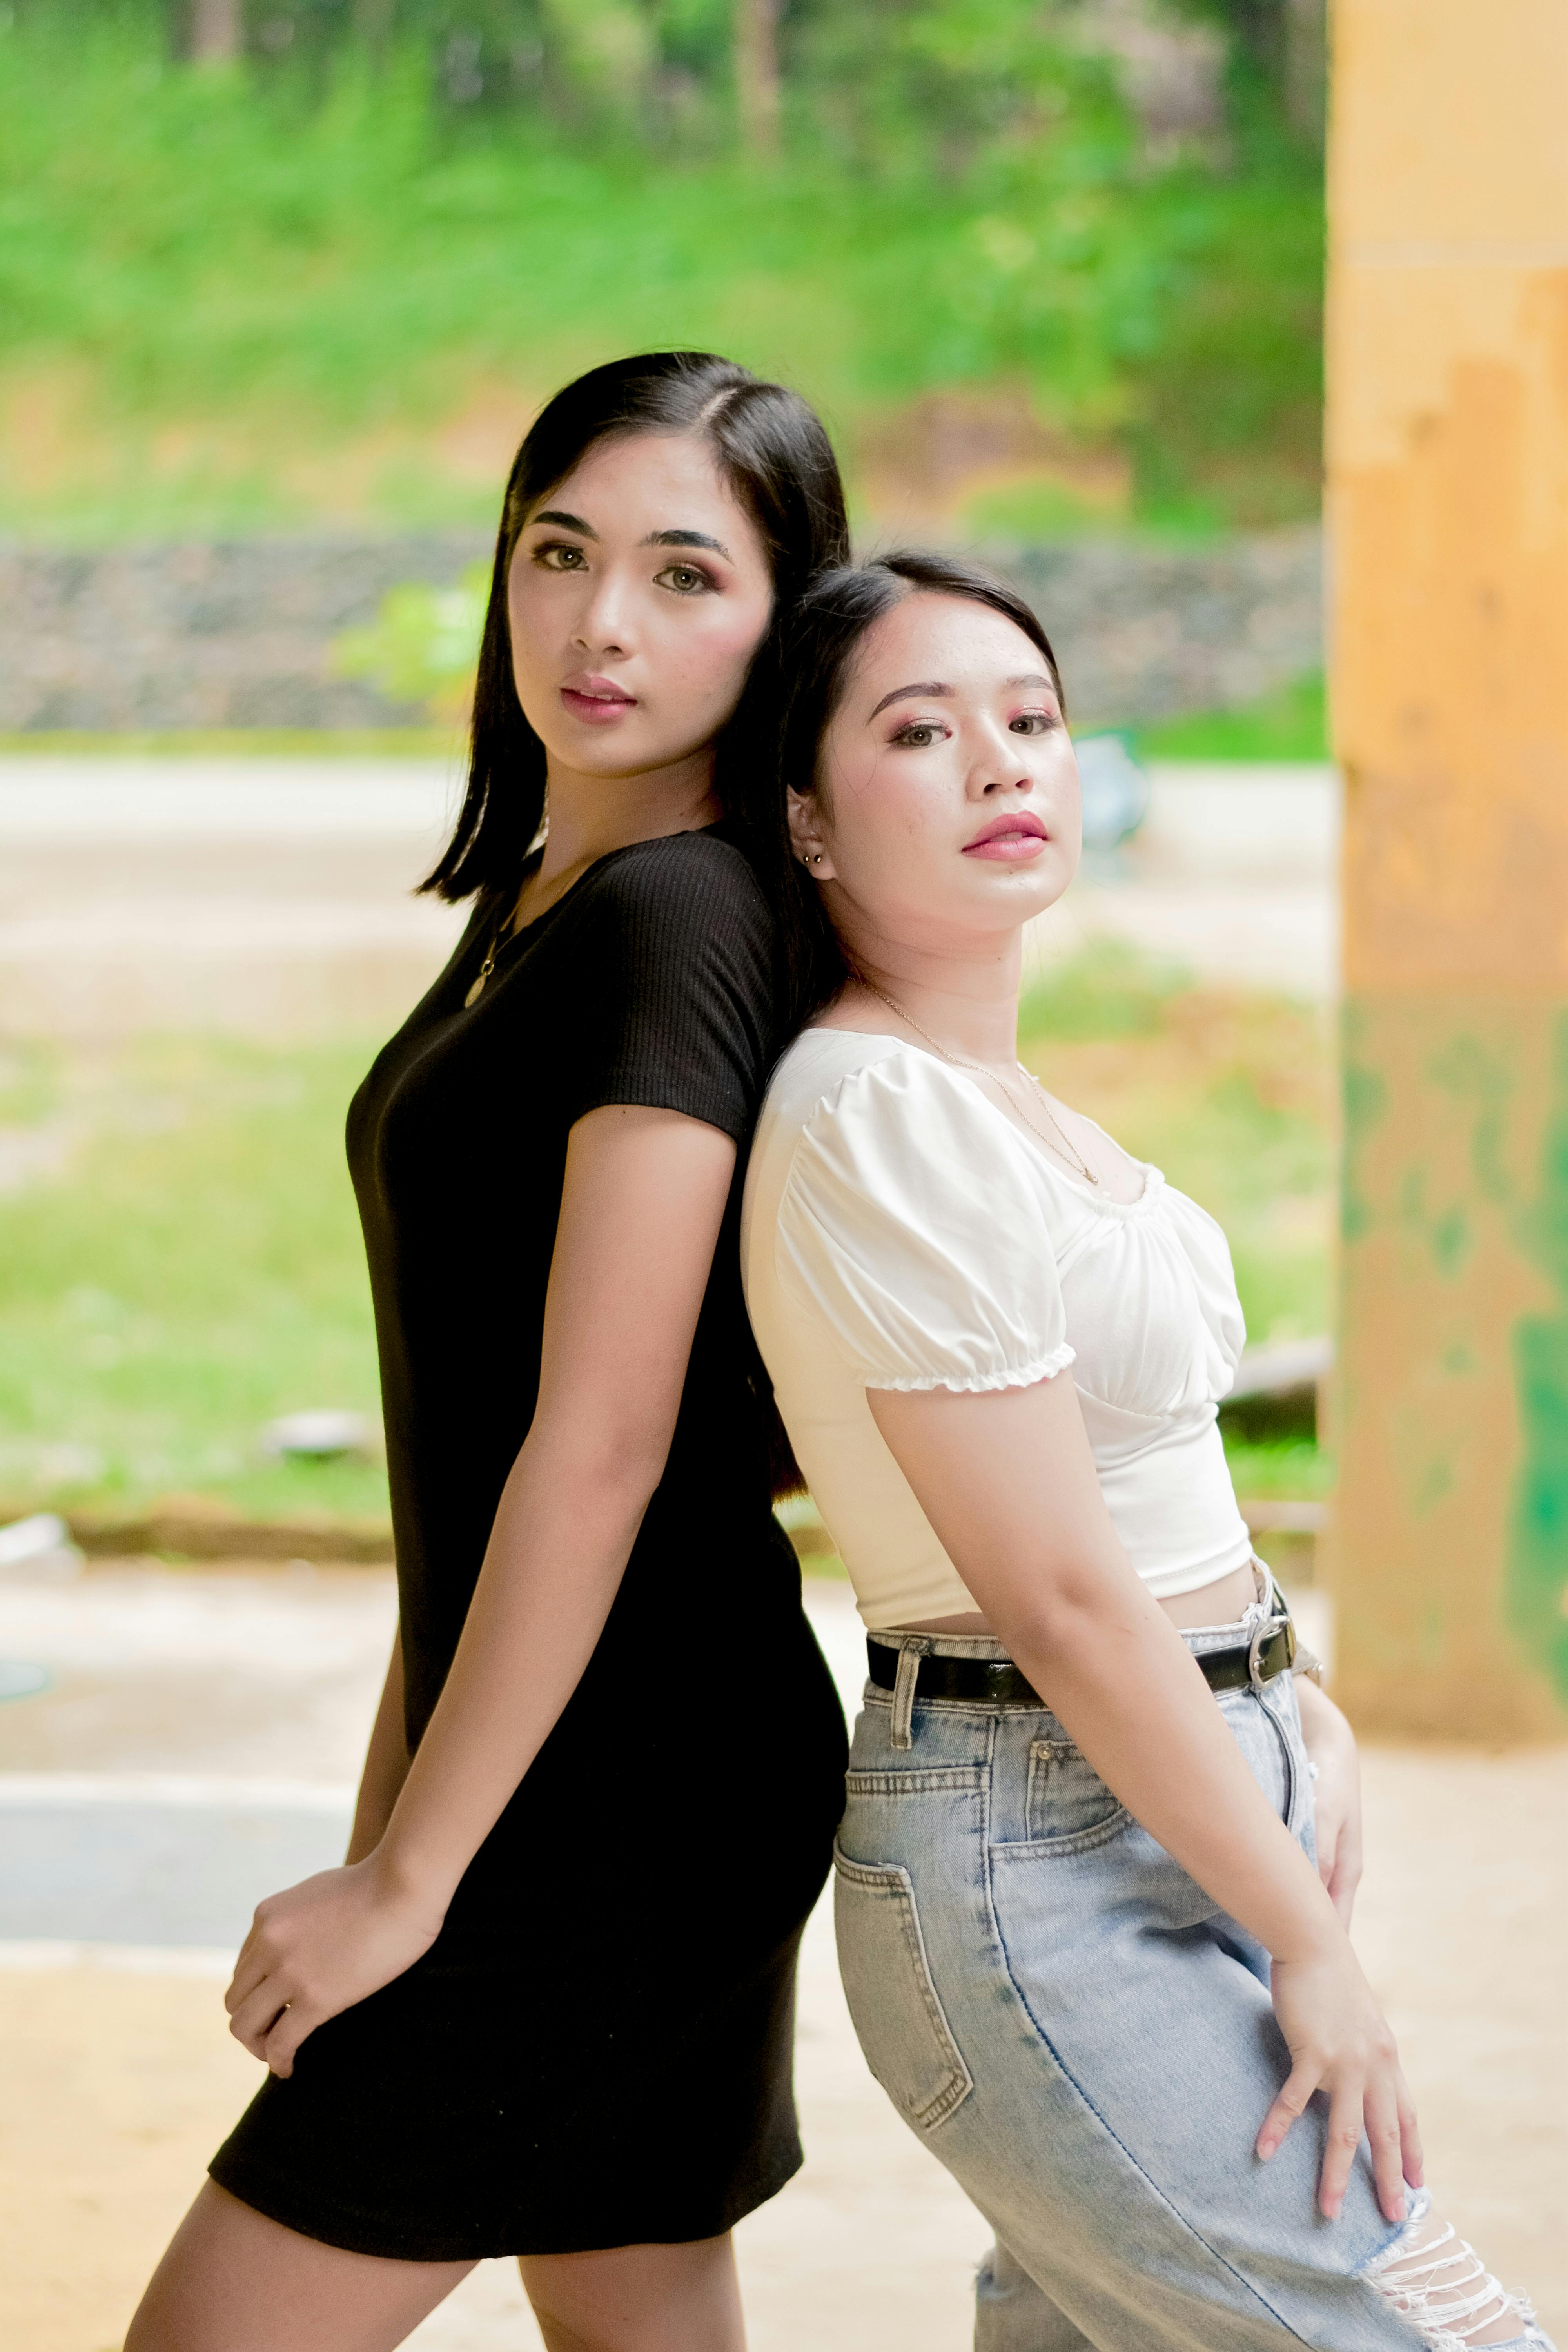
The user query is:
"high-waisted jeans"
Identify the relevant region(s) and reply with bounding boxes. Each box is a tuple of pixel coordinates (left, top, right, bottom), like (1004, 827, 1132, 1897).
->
(834, 1606, 1552, 2351)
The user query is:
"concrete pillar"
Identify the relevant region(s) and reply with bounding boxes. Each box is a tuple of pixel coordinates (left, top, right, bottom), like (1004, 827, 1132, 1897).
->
(1328, 1, 1568, 1735)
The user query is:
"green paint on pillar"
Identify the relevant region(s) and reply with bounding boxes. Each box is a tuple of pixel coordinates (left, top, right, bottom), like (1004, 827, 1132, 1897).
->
(1507, 1010, 1568, 1704)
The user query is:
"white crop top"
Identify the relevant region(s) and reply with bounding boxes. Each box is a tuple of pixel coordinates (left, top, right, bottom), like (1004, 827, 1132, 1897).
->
(740, 1028, 1253, 1629)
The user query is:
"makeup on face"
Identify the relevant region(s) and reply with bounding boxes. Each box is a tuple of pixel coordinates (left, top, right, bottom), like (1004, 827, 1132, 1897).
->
(807, 593, 1081, 935)
(506, 433, 774, 779)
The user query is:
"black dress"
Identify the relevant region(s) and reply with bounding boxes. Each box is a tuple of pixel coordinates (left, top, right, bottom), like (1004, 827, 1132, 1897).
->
(210, 826, 848, 2261)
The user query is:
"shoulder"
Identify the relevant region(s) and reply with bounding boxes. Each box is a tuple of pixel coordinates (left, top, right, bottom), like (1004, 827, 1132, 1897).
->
(585, 828, 771, 944)
(766, 1032, 1038, 1194)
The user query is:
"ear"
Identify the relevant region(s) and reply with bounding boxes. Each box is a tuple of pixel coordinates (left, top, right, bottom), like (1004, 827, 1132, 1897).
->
(787, 788, 837, 881)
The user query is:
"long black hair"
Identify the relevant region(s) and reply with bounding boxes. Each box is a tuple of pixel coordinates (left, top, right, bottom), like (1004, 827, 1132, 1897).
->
(421, 351, 850, 904)
(746, 550, 1066, 1034)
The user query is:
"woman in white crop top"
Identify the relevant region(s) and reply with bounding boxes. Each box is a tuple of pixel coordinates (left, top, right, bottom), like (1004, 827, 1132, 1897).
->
(740, 554, 1549, 2352)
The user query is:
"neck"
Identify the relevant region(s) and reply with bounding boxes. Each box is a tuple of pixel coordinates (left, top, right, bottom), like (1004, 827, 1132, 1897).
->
(838, 914, 1024, 1072)
(530, 749, 721, 906)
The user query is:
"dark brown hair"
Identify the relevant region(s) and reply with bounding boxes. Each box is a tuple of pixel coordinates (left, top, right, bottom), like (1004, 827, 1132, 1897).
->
(421, 350, 850, 904)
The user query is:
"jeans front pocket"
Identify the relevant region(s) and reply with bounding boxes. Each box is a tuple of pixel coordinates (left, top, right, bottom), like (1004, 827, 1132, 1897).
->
(833, 1844, 974, 2131)
(1023, 1739, 1132, 1851)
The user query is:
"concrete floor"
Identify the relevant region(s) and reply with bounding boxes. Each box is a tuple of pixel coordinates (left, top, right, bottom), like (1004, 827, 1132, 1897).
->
(0, 1557, 1563, 2351)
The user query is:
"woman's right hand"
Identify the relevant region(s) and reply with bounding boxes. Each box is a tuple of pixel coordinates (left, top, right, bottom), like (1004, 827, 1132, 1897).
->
(1258, 1938, 1423, 2223)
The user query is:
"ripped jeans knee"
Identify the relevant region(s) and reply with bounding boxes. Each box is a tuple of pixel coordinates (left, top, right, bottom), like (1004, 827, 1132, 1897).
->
(1362, 2190, 1557, 2352)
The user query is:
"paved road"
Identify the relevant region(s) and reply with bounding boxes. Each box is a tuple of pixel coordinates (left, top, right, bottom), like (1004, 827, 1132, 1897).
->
(0, 756, 1341, 1039)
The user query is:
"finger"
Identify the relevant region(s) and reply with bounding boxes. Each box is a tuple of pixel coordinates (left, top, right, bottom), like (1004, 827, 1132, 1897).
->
(1318, 2078, 1365, 2221)
(1256, 2060, 1318, 2163)
(1363, 2079, 1408, 2223)
(227, 1978, 292, 2060)
(262, 2001, 319, 2080)
(1315, 1822, 1338, 1893)
(1395, 2067, 1424, 2189)
(223, 1942, 272, 2016)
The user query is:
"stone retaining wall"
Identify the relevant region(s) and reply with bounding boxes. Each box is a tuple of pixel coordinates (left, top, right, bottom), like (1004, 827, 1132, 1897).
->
(0, 525, 1322, 731)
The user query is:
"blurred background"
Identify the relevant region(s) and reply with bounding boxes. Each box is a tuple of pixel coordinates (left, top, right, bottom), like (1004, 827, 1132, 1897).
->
(0, 3, 1563, 2347)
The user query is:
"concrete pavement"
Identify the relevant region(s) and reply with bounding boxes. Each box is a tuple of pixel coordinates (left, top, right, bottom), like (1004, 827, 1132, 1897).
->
(0, 1556, 1562, 2349)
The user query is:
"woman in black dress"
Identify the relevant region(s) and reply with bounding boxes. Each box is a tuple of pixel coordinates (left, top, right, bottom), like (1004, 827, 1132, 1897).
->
(127, 353, 851, 2352)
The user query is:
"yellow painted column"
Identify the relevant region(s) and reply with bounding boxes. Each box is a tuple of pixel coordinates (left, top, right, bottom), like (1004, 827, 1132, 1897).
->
(1328, 1, 1568, 1734)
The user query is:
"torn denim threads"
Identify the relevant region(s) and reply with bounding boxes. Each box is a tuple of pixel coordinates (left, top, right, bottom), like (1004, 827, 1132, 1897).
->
(1363, 2191, 1552, 2350)
(834, 1614, 1555, 2352)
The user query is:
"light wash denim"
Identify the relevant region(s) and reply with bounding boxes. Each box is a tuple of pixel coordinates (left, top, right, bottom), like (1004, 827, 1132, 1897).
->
(834, 1605, 1552, 2352)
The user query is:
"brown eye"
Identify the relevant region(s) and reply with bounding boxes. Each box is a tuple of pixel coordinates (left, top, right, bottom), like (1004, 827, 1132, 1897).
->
(655, 563, 711, 595)
(535, 543, 587, 570)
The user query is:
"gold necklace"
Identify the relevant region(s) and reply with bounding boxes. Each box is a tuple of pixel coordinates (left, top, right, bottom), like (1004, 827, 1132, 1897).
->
(856, 976, 1100, 1187)
(464, 927, 501, 1007)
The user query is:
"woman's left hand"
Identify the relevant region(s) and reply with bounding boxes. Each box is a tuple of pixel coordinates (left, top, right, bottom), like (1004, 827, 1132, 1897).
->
(223, 1856, 445, 2077)
(1294, 1677, 1363, 1928)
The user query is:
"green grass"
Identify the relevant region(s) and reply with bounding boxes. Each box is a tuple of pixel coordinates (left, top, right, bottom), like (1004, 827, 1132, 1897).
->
(1136, 672, 1328, 762)
(0, 941, 1331, 1529)
(0, 15, 1323, 539)
(0, 1035, 389, 1525)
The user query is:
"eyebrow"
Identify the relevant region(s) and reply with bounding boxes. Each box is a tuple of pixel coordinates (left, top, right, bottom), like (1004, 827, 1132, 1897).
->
(868, 680, 952, 720)
(530, 509, 595, 536)
(526, 513, 733, 561)
(645, 527, 732, 558)
(867, 671, 1054, 722)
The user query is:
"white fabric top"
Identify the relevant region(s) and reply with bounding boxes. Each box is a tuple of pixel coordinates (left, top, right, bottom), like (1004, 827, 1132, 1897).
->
(741, 1029, 1253, 1628)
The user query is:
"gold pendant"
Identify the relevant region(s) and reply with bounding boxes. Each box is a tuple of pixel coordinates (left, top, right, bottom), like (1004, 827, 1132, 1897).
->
(464, 968, 490, 1007)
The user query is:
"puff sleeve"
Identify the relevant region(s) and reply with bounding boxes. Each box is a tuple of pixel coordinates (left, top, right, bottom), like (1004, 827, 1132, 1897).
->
(775, 1051, 1076, 1394)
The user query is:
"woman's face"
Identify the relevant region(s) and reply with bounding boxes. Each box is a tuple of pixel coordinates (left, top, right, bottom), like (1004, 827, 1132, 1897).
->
(794, 591, 1081, 953)
(507, 430, 775, 782)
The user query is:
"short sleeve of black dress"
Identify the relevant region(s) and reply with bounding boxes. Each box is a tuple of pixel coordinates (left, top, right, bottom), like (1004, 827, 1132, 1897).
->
(558, 827, 773, 1140)
(208, 823, 848, 2266)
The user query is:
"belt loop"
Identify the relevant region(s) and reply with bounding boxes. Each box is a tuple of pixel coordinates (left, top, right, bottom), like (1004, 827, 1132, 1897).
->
(890, 1637, 931, 1751)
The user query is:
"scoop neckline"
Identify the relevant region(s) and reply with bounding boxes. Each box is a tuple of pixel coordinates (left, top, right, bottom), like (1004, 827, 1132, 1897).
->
(798, 1024, 1164, 1216)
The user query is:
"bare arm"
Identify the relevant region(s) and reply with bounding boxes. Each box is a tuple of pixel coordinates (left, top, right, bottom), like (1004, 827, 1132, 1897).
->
(869, 1371, 1420, 2222)
(344, 1626, 410, 1866)
(227, 1104, 738, 2068)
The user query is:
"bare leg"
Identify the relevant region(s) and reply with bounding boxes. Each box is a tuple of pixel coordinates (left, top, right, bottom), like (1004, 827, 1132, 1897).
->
(124, 2181, 475, 2352)
(520, 2233, 746, 2352)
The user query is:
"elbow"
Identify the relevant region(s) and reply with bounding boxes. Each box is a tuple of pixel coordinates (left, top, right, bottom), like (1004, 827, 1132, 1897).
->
(534, 1412, 672, 1516)
(1000, 1551, 1137, 1665)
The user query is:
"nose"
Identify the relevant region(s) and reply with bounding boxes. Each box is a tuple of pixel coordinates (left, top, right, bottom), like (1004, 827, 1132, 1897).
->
(572, 568, 633, 660)
(969, 712, 1036, 797)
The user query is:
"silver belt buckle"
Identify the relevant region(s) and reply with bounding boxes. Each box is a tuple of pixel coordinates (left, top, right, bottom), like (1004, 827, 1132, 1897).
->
(1249, 1606, 1296, 1690)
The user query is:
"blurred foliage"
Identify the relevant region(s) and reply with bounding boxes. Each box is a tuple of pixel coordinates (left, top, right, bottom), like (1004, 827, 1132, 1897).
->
(330, 559, 488, 715)
(0, 0, 1323, 536)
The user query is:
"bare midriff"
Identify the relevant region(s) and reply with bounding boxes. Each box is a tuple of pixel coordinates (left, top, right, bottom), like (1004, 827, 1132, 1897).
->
(902, 1557, 1261, 1640)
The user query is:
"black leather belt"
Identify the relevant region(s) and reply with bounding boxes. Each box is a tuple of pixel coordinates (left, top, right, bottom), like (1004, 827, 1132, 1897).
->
(867, 1608, 1297, 1708)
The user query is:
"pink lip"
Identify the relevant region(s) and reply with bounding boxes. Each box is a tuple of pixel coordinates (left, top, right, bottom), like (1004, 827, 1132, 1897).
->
(560, 673, 637, 724)
(963, 811, 1049, 861)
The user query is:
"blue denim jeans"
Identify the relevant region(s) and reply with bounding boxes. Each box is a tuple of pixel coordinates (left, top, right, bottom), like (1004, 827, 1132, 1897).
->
(834, 1612, 1552, 2352)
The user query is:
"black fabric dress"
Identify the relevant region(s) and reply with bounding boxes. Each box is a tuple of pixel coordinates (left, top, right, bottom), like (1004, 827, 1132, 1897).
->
(210, 826, 848, 2261)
